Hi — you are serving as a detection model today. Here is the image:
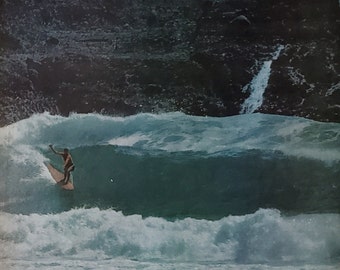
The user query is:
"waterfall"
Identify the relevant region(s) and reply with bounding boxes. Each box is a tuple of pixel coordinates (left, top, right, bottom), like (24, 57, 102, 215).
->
(240, 45, 284, 114)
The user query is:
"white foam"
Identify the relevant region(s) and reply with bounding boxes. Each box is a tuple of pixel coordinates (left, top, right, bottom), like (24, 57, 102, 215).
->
(241, 45, 284, 114)
(108, 134, 150, 147)
(0, 208, 339, 268)
(0, 112, 63, 146)
(240, 60, 273, 114)
(326, 82, 340, 97)
(1, 112, 340, 163)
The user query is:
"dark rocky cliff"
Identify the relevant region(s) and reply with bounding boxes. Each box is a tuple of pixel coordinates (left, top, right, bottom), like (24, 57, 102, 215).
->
(0, 0, 339, 126)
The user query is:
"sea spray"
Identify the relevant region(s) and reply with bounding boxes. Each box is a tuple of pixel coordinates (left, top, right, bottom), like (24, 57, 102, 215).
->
(1, 208, 339, 265)
(240, 45, 284, 114)
(2, 112, 338, 163)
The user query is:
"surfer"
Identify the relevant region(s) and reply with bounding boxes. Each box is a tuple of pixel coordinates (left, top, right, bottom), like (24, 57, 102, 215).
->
(49, 144, 75, 185)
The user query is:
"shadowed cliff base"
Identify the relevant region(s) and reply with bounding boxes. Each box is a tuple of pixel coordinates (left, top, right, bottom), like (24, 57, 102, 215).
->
(0, 0, 339, 126)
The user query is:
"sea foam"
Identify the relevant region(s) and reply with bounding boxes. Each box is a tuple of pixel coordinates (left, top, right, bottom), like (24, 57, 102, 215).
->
(1, 208, 339, 266)
(2, 112, 339, 163)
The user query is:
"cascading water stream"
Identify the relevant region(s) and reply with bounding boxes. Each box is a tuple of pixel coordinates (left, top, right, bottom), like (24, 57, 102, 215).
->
(240, 45, 284, 114)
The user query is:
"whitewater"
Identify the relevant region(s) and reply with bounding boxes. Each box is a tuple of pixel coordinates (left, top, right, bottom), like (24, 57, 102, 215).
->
(240, 45, 284, 114)
(0, 112, 339, 269)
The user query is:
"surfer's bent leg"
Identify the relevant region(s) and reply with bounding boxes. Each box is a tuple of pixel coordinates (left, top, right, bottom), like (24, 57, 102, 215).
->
(64, 165, 75, 184)
(60, 167, 69, 184)
(61, 166, 69, 183)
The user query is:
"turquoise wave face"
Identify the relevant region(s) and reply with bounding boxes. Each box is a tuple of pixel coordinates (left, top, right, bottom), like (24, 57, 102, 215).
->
(0, 112, 339, 216)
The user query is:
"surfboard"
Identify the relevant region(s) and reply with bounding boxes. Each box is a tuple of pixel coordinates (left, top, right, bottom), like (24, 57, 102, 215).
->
(45, 163, 74, 191)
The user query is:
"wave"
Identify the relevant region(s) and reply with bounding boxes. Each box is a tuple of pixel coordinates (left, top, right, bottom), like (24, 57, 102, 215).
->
(1, 208, 339, 267)
(1, 112, 339, 161)
(0, 112, 339, 216)
(1, 112, 339, 269)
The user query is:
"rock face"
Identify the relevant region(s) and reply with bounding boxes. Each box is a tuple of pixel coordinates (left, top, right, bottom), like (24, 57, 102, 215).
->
(0, 0, 339, 126)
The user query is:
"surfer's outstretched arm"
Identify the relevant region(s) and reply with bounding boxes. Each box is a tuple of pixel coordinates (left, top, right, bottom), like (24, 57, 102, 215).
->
(49, 144, 63, 155)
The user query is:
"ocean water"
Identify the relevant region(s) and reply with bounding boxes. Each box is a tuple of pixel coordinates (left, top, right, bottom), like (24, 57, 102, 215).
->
(0, 112, 339, 269)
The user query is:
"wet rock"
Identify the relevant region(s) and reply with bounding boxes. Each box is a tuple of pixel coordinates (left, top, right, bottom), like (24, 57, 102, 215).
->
(0, 32, 21, 50)
(46, 37, 59, 46)
(0, 0, 339, 125)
